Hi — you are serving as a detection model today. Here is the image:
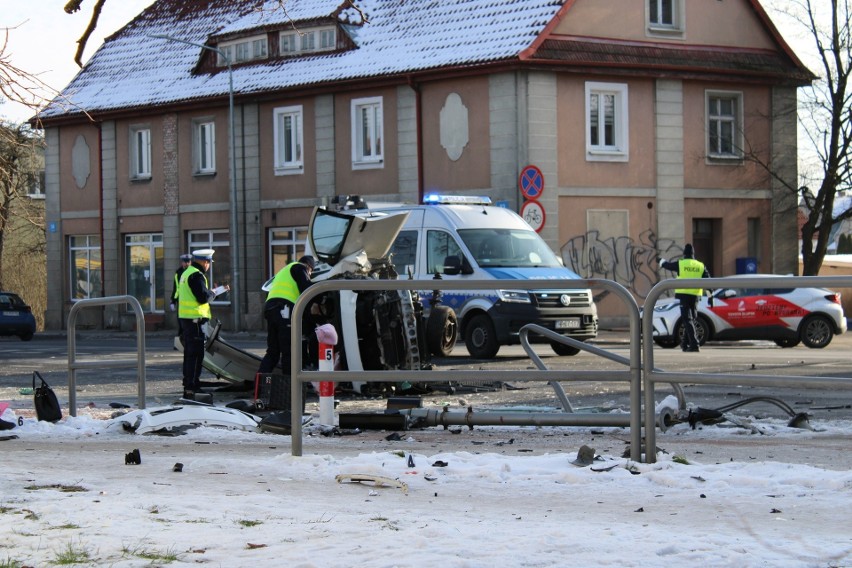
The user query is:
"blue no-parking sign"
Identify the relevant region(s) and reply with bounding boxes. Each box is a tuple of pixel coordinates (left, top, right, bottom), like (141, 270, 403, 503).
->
(519, 165, 544, 200)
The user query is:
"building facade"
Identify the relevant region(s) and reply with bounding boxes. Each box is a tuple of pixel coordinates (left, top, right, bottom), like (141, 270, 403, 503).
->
(38, 0, 812, 330)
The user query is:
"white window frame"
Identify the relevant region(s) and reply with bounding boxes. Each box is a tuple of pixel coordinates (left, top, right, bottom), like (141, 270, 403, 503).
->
(268, 226, 309, 278)
(351, 96, 384, 169)
(320, 28, 336, 49)
(193, 119, 216, 175)
(646, 0, 684, 36)
(280, 32, 298, 54)
(124, 233, 164, 313)
(130, 125, 152, 180)
(217, 35, 268, 66)
(69, 235, 102, 301)
(705, 90, 744, 162)
(188, 230, 231, 305)
(273, 105, 304, 175)
(300, 31, 316, 52)
(584, 82, 629, 162)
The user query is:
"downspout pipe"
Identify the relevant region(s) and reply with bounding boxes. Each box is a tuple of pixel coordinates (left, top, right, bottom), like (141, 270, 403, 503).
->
(407, 75, 424, 203)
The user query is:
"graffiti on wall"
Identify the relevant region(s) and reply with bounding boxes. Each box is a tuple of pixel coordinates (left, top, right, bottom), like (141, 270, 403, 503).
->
(560, 230, 683, 299)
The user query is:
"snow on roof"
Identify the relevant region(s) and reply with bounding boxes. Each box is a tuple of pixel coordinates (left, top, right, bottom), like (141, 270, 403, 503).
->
(41, 0, 563, 120)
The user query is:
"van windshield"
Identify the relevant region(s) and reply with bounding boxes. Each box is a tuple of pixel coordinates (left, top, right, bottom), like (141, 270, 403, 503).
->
(458, 229, 562, 268)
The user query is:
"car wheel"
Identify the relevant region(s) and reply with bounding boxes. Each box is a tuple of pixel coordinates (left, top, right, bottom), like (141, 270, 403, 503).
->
(675, 316, 709, 346)
(19, 332, 34, 341)
(773, 337, 800, 348)
(654, 337, 678, 349)
(464, 314, 499, 359)
(551, 341, 581, 356)
(800, 314, 834, 348)
(426, 305, 458, 357)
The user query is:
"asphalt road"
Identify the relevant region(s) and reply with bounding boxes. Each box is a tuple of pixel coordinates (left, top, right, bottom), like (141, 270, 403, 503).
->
(1, 328, 851, 423)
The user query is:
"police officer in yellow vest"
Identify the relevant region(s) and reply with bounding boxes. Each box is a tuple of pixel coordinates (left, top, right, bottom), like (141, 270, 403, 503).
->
(179, 249, 229, 399)
(258, 255, 316, 375)
(659, 243, 711, 352)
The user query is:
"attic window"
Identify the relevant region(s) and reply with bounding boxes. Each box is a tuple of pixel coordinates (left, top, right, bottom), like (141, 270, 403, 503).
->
(217, 34, 268, 66)
(280, 26, 337, 55)
(647, 0, 684, 37)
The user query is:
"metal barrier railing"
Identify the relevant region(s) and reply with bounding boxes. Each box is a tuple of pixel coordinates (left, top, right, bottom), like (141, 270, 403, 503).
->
(289, 278, 643, 458)
(642, 275, 852, 463)
(67, 296, 147, 416)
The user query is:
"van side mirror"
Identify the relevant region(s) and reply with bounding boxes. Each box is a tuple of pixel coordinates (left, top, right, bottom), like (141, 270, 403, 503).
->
(442, 255, 473, 276)
(443, 255, 462, 275)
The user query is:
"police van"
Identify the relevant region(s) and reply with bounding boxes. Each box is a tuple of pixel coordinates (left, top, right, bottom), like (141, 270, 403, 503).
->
(310, 194, 598, 359)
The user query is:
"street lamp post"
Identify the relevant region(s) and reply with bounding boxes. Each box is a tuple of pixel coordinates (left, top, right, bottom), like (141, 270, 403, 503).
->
(148, 34, 241, 331)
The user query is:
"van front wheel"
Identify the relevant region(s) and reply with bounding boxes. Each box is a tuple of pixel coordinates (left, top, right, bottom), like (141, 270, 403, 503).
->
(427, 306, 458, 357)
(464, 314, 499, 359)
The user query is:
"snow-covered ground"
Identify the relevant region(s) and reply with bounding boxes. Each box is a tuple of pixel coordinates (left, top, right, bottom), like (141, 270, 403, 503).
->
(1, 403, 851, 568)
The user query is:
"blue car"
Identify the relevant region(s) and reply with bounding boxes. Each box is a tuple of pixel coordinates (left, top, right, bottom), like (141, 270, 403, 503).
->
(0, 291, 36, 341)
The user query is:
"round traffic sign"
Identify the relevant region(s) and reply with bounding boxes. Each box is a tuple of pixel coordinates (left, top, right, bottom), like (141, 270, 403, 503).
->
(520, 200, 546, 232)
(519, 165, 544, 200)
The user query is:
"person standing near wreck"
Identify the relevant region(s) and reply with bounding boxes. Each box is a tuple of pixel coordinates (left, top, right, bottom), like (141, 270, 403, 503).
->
(258, 255, 316, 376)
(659, 243, 711, 352)
(170, 253, 192, 338)
(179, 249, 228, 399)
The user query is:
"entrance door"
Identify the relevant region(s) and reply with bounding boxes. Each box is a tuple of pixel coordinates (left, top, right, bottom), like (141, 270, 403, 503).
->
(125, 234, 164, 312)
(692, 218, 720, 276)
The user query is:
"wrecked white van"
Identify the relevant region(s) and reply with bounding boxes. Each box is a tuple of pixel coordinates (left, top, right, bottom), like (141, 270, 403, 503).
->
(314, 195, 598, 358)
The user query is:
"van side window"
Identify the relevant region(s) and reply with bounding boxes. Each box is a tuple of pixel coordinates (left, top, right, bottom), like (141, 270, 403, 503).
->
(427, 230, 463, 274)
(390, 230, 418, 272)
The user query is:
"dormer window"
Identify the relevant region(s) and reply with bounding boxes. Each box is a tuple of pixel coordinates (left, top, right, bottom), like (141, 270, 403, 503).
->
(217, 34, 268, 66)
(279, 26, 337, 56)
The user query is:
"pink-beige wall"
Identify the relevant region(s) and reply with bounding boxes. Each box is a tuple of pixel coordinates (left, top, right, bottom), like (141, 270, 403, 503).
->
(334, 87, 399, 197)
(683, 82, 772, 190)
(555, 0, 775, 49)
(556, 75, 656, 188)
(258, 98, 318, 200)
(420, 77, 491, 191)
(58, 126, 101, 212)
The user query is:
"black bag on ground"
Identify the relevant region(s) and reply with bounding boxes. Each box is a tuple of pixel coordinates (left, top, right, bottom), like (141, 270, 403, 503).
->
(33, 371, 62, 423)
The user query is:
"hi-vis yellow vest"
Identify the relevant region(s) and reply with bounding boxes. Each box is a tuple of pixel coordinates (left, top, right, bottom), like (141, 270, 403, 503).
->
(266, 262, 300, 303)
(675, 258, 705, 296)
(178, 266, 211, 319)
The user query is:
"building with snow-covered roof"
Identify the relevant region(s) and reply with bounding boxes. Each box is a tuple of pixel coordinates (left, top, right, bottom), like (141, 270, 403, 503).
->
(37, 0, 813, 331)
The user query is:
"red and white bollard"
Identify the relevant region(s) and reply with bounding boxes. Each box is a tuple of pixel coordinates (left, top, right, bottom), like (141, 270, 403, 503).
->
(318, 342, 335, 426)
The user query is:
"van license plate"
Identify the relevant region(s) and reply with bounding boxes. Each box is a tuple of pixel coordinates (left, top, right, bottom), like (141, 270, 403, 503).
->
(556, 319, 580, 329)
(3, 311, 18, 316)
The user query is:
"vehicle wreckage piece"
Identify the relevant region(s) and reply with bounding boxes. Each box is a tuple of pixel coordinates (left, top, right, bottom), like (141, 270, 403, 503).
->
(173, 320, 266, 385)
(111, 404, 261, 435)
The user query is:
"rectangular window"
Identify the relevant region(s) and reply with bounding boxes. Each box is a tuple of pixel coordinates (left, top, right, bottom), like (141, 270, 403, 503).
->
(193, 119, 216, 175)
(280, 32, 297, 54)
(218, 45, 233, 66)
(647, 0, 683, 34)
(70, 235, 102, 300)
(188, 231, 231, 304)
(320, 29, 336, 49)
(125, 233, 164, 313)
(27, 170, 45, 199)
(217, 35, 267, 66)
(351, 96, 384, 169)
(585, 82, 629, 161)
(300, 31, 316, 51)
(706, 91, 743, 160)
(130, 126, 151, 179)
(252, 38, 268, 59)
(268, 227, 309, 278)
(273, 105, 304, 174)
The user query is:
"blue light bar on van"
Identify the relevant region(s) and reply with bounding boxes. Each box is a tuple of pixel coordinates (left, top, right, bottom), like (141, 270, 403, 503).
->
(423, 194, 492, 206)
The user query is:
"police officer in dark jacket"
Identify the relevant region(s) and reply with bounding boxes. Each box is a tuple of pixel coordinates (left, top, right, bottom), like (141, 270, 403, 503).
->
(258, 255, 316, 375)
(178, 249, 228, 399)
(659, 243, 711, 352)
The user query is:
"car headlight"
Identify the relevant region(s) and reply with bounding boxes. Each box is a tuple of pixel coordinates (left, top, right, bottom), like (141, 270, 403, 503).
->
(497, 290, 532, 303)
(653, 302, 679, 313)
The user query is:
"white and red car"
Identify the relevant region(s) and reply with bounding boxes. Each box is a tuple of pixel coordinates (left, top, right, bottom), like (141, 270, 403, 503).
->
(651, 274, 847, 349)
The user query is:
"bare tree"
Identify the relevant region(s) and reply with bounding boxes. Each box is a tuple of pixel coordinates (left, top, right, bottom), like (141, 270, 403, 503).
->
(777, 0, 852, 275)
